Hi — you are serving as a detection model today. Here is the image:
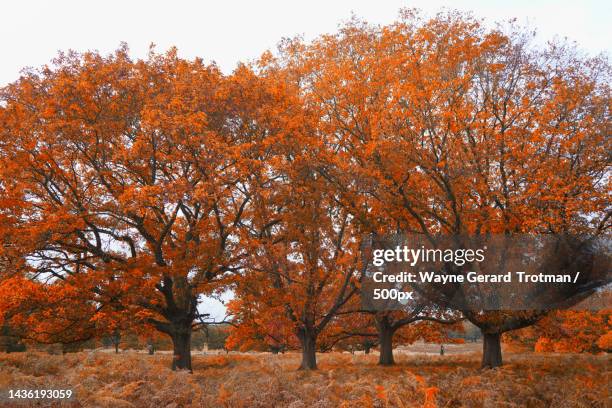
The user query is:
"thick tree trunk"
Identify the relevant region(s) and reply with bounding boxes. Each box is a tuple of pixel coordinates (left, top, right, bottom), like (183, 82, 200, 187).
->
(171, 327, 192, 371)
(297, 328, 318, 370)
(378, 325, 395, 366)
(151, 277, 198, 371)
(376, 314, 395, 366)
(375, 314, 396, 366)
(481, 332, 502, 368)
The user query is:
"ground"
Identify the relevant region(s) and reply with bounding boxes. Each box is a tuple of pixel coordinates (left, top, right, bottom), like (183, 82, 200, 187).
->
(0, 346, 609, 407)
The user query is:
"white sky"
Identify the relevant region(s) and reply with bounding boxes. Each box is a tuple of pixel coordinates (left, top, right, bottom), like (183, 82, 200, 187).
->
(1, 0, 610, 87)
(2, 1, 609, 320)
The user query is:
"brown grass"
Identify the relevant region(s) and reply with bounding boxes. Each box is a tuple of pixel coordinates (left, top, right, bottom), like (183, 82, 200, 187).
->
(0, 350, 609, 407)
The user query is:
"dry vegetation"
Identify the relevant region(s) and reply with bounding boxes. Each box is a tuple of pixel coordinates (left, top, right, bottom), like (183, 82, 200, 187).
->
(0, 350, 609, 407)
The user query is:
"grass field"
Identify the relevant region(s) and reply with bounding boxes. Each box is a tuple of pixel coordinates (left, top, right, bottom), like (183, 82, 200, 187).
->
(0, 349, 609, 407)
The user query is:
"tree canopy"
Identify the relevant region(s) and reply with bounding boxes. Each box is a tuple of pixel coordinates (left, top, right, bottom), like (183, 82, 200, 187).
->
(0, 11, 609, 371)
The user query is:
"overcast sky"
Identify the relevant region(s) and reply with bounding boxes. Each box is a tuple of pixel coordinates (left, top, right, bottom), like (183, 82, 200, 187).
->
(2, 1, 609, 319)
(1, 0, 610, 87)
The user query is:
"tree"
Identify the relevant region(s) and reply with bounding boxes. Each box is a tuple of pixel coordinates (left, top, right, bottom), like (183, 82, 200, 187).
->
(214, 60, 369, 370)
(273, 10, 611, 368)
(236, 160, 365, 370)
(337, 276, 464, 365)
(373, 309, 462, 366)
(0, 323, 26, 353)
(0, 9, 609, 374)
(0, 46, 251, 371)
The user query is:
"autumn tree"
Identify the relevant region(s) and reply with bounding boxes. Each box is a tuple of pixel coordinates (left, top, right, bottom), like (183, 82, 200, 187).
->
(373, 309, 462, 365)
(0, 9, 609, 374)
(235, 154, 365, 370)
(0, 46, 252, 371)
(272, 10, 611, 368)
(225, 62, 366, 370)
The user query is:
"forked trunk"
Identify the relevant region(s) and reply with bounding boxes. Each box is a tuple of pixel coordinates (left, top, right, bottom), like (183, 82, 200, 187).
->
(481, 332, 502, 368)
(297, 328, 317, 370)
(171, 327, 193, 372)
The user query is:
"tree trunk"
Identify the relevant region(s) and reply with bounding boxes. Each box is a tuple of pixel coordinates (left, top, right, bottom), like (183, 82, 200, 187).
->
(112, 329, 120, 354)
(151, 277, 198, 371)
(378, 325, 395, 366)
(481, 332, 502, 368)
(171, 327, 192, 371)
(297, 328, 317, 370)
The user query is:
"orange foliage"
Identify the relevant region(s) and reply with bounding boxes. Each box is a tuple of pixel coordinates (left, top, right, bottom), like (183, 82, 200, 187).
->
(0, 10, 609, 373)
(0, 46, 253, 369)
(269, 10, 610, 368)
(596, 330, 612, 351)
(508, 310, 611, 353)
(0, 350, 609, 407)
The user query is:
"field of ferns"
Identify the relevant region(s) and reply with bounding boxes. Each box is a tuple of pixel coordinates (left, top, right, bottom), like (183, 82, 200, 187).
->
(0, 349, 609, 408)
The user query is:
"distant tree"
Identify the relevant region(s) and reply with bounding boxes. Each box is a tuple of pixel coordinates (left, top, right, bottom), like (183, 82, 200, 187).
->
(0, 323, 26, 353)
